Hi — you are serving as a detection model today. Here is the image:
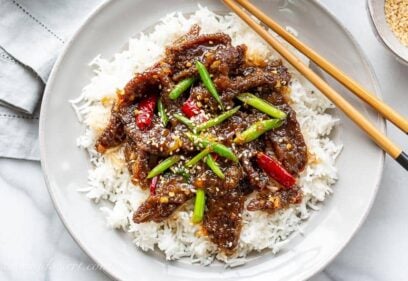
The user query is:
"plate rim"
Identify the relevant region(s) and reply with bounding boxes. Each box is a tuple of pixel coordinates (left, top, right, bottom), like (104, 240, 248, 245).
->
(39, 0, 385, 280)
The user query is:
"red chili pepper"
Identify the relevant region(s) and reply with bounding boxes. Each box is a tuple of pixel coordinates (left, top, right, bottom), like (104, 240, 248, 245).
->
(181, 97, 200, 118)
(136, 95, 158, 130)
(149, 176, 159, 195)
(256, 152, 296, 188)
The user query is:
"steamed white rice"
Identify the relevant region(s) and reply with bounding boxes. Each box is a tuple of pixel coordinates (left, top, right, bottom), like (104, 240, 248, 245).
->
(71, 7, 342, 266)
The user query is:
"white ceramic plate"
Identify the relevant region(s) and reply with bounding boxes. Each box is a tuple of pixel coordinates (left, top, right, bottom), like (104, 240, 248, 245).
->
(40, 0, 384, 280)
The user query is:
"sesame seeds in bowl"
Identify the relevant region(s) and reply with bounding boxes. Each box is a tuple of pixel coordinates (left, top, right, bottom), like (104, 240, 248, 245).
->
(385, 0, 408, 47)
(367, 0, 408, 65)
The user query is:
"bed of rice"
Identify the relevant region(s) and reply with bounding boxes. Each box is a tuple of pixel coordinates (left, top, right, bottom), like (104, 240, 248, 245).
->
(70, 7, 342, 266)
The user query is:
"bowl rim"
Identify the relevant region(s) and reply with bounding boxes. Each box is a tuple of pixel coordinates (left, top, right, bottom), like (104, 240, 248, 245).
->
(39, 0, 385, 280)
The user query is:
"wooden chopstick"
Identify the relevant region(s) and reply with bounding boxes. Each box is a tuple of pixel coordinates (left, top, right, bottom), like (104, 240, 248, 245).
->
(222, 0, 408, 170)
(234, 0, 408, 135)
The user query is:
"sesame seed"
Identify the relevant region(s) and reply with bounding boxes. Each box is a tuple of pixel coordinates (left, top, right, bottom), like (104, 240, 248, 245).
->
(385, 0, 408, 46)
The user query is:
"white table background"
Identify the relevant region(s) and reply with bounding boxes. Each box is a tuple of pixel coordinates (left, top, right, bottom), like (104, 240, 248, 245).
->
(0, 0, 407, 280)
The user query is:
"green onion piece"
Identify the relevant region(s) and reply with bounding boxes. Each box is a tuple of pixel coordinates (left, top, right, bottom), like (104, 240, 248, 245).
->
(192, 189, 206, 223)
(157, 98, 168, 126)
(147, 155, 181, 179)
(205, 155, 225, 179)
(185, 132, 238, 163)
(234, 119, 284, 144)
(169, 77, 196, 100)
(237, 93, 287, 119)
(185, 146, 212, 168)
(173, 113, 194, 130)
(195, 61, 224, 110)
(195, 106, 240, 133)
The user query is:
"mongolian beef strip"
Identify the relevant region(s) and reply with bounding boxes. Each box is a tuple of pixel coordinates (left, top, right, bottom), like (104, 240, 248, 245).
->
(193, 162, 243, 195)
(193, 161, 245, 253)
(120, 62, 172, 107)
(94, 25, 309, 254)
(95, 107, 125, 153)
(241, 153, 274, 190)
(164, 28, 235, 81)
(262, 90, 308, 175)
(188, 85, 219, 114)
(206, 110, 284, 191)
(214, 63, 291, 95)
(203, 189, 245, 253)
(247, 186, 302, 213)
(124, 139, 154, 187)
(120, 104, 194, 156)
(215, 62, 307, 175)
(133, 175, 194, 223)
(172, 24, 200, 45)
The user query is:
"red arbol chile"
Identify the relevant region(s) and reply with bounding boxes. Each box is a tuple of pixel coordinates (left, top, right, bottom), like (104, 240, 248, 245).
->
(181, 97, 200, 118)
(136, 95, 158, 130)
(256, 152, 296, 188)
(149, 176, 158, 195)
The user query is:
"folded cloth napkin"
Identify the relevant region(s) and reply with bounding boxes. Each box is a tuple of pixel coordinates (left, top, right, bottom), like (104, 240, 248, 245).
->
(0, 0, 103, 160)
(0, 47, 43, 114)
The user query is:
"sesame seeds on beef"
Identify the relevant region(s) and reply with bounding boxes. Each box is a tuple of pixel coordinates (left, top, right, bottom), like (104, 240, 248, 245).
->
(94, 25, 307, 254)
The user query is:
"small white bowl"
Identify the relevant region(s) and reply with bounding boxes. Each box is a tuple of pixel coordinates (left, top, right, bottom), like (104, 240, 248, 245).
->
(367, 0, 408, 65)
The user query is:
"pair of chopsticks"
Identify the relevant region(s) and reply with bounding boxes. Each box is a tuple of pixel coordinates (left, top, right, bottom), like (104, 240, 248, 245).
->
(222, 0, 408, 171)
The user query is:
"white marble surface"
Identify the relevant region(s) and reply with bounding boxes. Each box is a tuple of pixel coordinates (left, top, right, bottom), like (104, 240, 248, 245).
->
(0, 0, 407, 280)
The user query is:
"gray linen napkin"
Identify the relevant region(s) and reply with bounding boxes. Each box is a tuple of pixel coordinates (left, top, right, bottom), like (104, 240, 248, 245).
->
(0, 0, 103, 160)
(0, 47, 43, 114)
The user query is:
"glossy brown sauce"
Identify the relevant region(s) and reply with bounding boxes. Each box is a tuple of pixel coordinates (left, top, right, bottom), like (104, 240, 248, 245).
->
(95, 25, 307, 253)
